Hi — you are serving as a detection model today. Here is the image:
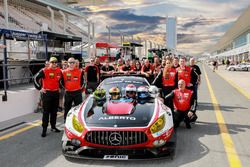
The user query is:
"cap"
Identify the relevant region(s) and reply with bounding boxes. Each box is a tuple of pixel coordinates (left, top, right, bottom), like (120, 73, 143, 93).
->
(49, 57, 58, 62)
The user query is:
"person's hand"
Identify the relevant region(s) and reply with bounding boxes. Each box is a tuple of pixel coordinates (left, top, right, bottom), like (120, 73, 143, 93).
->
(145, 73, 149, 77)
(188, 83, 193, 87)
(188, 111, 193, 118)
(158, 97, 164, 103)
(40, 88, 46, 93)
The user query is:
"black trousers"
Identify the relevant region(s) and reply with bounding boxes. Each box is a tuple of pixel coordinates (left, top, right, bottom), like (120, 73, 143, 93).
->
(64, 90, 82, 121)
(86, 82, 99, 94)
(42, 91, 59, 129)
(162, 86, 175, 112)
(174, 110, 190, 128)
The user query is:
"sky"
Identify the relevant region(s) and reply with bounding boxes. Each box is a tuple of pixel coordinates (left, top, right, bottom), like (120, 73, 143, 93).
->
(70, 0, 250, 56)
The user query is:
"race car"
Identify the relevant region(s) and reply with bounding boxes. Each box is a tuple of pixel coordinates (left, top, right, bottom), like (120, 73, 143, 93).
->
(62, 76, 176, 160)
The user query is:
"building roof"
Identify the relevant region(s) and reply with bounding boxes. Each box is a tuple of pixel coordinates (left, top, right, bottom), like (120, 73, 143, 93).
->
(33, 0, 88, 19)
(212, 5, 250, 53)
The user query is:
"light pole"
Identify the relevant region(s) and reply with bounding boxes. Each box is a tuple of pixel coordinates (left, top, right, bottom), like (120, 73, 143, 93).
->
(106, 26, 111, 43)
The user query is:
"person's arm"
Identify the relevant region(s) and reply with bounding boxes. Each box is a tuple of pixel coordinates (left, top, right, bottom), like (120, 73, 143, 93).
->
(151, 70, 163, 88)
(96, 66, 100, 83)
(196, 66, 202, 85)
(190, 68, 197, 86)
(165, 90, 175, 101)
(174, 71, 178, 88)
(84, 66, 89, 83)
(59, 71, 65, 89)
(189, 93, 196, 114)
(100, 66, 108, 75)
(34, 69, 44, 90)
(80, 70, 85, 90)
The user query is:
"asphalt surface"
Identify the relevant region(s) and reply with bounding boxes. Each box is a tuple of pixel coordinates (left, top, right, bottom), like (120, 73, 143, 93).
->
(0, 63, 250, 167)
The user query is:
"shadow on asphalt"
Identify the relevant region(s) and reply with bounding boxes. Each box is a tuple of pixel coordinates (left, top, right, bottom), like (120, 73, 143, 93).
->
(62, 121, 250, 167)
(197, 102, 248, 112)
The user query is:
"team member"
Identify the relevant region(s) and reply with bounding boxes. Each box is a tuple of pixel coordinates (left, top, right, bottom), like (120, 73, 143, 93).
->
(177, 57, 196, 90)
(165, 80, 196, 129)
(85, 58, 100, 94)
(152, 57, 161, 77)
(121, 59, 132, 74)
(189, 57, 201, 106)
(94, 57, 102, 71)
(61, 57, 84, 122)
(152, 59, 178, 111)
(141, 59, 154, 82)
(100, 59, 115, 81)
(34, 57, 62, 137)
(134, 61, 142, 74)
(172, 56, 180, 69)
(115, 58, 124, 72)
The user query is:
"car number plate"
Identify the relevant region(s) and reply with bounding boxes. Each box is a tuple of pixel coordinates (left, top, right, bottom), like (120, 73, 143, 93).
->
(103, 155, 128, 160)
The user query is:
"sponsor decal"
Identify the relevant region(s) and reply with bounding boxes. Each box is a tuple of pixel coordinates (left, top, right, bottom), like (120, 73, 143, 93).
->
(99, 116, 136, 121)
(103, 155, 128, 160)
(49, 73, 54, 78)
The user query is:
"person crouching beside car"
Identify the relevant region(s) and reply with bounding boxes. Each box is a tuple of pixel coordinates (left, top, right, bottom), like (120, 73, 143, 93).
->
(165, 79, 197, 129)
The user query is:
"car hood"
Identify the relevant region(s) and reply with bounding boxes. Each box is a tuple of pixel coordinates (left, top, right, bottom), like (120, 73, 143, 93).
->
(80, 96, 156, 127)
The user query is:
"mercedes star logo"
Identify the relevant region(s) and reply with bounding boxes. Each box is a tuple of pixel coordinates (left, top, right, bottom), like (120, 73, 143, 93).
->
(109, 132, 122, 146)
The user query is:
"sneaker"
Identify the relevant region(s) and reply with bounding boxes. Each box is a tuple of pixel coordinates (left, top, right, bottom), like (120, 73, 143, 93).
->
(51, 127, 61, 133)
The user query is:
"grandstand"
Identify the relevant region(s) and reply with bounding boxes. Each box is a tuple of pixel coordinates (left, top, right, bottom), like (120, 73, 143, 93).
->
(0, 0, 88, 36)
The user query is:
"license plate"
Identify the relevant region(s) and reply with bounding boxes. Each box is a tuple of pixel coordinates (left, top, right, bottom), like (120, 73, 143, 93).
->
(103, 155, 128, 160)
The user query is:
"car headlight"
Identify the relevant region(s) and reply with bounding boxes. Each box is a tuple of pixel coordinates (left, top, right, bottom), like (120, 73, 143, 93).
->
(150, 115, 165, 134)
(72, 115, 84, 133)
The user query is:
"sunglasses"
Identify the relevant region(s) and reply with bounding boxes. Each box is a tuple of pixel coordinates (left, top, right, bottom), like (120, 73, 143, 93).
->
(68, 62, 75, 64)
(126, 91, 136, 94)
(110, 92, 120, 96)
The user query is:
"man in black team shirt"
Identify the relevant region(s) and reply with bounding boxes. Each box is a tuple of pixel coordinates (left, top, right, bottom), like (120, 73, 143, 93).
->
(94, 57, 102, 71)
(189, 57, 201, 106)
(100, 59, 115, 80)
(121, 59, 132, 74)
(85, 58, 100, 94)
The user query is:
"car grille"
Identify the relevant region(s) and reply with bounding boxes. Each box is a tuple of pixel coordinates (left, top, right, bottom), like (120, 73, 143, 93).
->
(85, 131, 148, 146)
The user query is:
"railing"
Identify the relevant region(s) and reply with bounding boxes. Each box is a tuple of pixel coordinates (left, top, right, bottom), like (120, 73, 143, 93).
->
(0, 61, 45, 101)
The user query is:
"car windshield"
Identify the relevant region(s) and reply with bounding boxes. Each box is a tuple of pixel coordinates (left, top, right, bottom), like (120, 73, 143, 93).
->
(98, 77, 149, 96)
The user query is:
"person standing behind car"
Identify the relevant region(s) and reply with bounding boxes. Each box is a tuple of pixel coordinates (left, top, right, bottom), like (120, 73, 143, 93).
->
(172, 56, 180, 69)
(189, 57, 201, 107)
(85, 58, 100, 94)
(152, 59, 178, 111)
(177, 57, 196, 90)
(100, 59, 115, 80)
(61, 57, 84, 122)
(141, 59, 154, 83)
(121, 59, 132, 74)
(165, 80, 196, 129)
(34, 57, 62, 137)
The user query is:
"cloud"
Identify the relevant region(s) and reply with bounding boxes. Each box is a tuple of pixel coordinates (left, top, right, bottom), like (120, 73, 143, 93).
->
(98, 9, 165, 24)
(177, 33, 201, 44)
(68, 0, 249, 56)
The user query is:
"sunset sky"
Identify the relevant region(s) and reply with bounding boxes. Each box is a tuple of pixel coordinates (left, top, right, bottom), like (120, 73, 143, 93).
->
(71, 0, 250, 56)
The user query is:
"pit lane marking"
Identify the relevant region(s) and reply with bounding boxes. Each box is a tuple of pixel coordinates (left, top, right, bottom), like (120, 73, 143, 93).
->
(203, 65, 242, 167)
(0, 112, 64, 141)
(214, 70, 250, 100)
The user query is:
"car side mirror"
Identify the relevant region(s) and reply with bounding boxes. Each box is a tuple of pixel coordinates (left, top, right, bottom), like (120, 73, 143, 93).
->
(148, 85, 160, 97)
